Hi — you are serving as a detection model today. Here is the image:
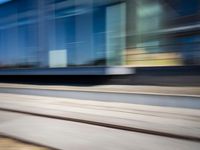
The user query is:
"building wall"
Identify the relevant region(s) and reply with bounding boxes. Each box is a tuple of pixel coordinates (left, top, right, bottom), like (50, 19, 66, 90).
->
(0, 0, 200, 70)
(125, 0, 200, 67)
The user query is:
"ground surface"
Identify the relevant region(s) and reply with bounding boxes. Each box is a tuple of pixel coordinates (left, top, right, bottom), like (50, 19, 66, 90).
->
(0, 87, 199, 109)
(0, 83, 200, 96)
(0, 83, 199, 150)
(0, 137, 50, 150)
(0, 111, 199, 150)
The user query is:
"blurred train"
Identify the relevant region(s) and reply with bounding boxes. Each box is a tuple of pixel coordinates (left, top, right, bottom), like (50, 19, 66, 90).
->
(0, 0, 200, 75)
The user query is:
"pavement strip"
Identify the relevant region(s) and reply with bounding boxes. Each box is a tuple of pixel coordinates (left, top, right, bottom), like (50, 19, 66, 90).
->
(0, 136, 51, 150)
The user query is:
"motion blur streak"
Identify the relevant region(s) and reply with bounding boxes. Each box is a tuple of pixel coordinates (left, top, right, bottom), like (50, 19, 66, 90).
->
(0, 0, 199, 73)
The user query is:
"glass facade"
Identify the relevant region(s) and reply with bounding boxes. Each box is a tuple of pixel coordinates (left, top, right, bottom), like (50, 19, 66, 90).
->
(0, 0, 200, 69)
(126, 0, 200, 66)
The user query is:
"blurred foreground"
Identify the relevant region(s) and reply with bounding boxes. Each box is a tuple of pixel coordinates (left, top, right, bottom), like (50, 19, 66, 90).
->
(0, 137, 49, 150)
(0, 83, 199, 149)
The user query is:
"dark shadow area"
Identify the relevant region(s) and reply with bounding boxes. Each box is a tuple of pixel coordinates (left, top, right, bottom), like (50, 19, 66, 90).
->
(0, 75, 112, 86)
(0, 66, 199, 86)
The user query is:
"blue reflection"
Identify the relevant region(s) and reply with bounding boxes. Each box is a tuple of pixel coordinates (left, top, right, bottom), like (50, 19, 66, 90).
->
(0, 0, 11, 5)
(0, 0, 200, 69)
